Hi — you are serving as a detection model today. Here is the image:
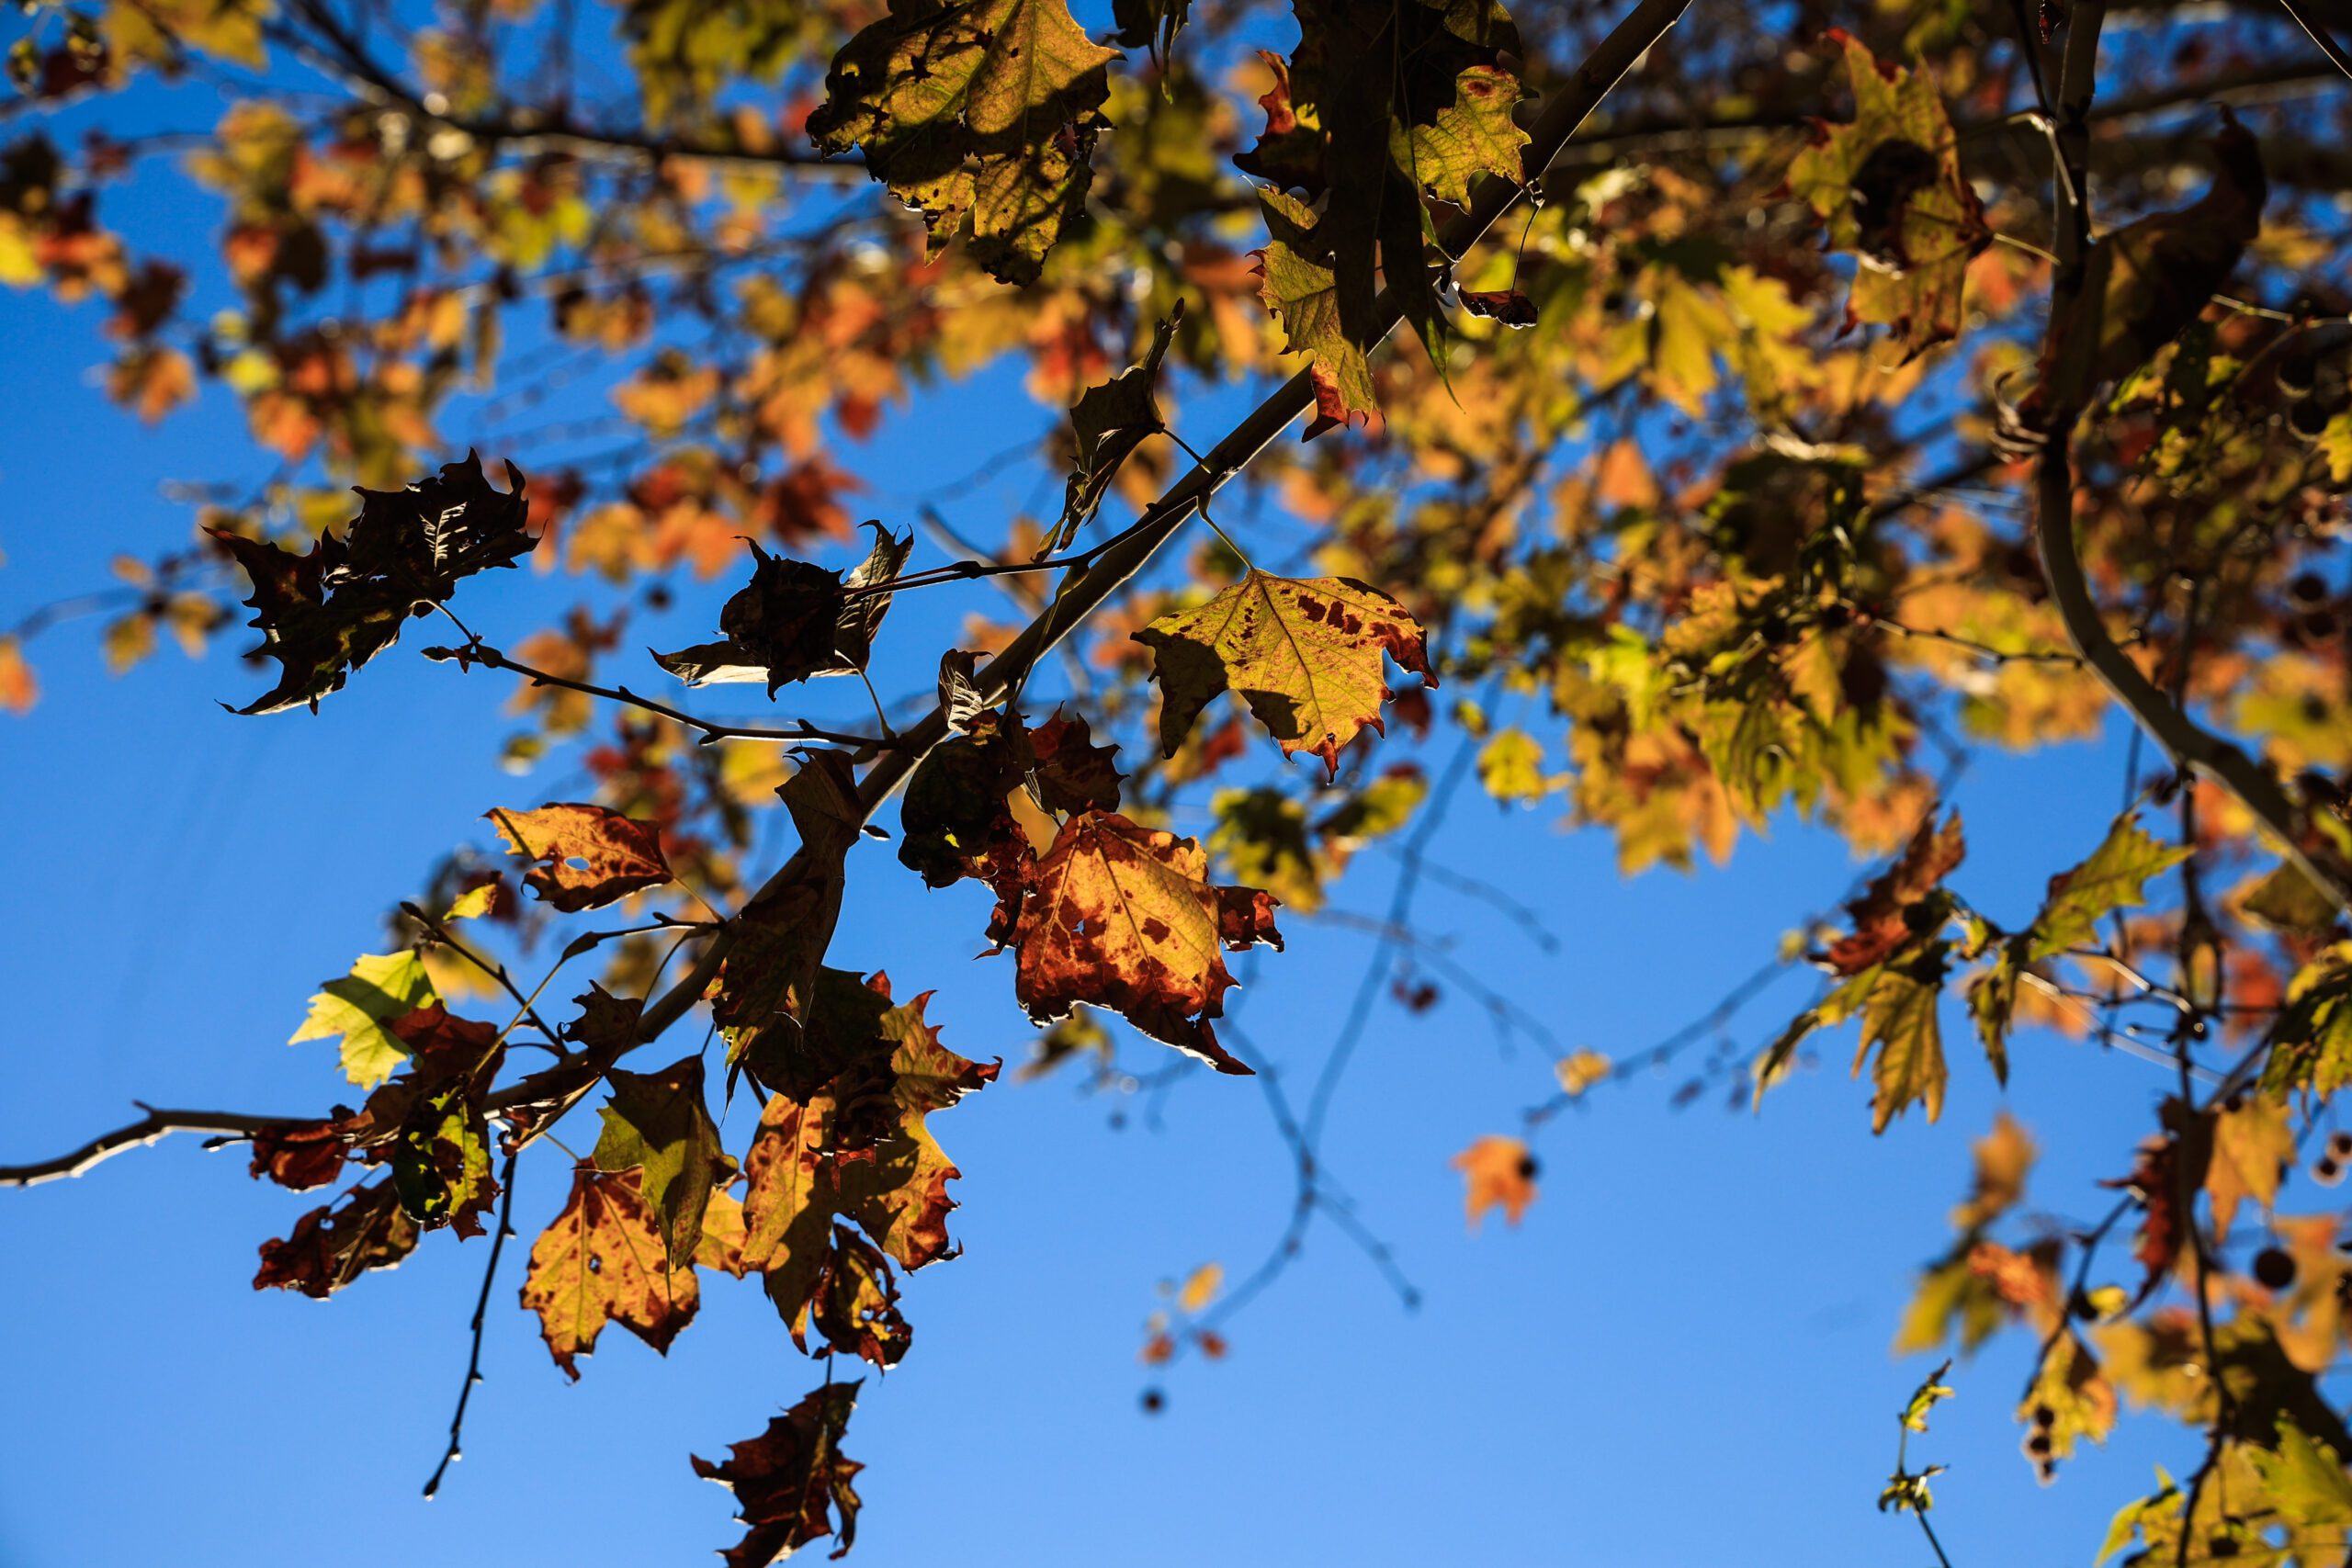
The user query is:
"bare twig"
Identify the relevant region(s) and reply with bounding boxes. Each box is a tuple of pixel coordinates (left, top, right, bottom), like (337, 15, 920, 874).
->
(0, 1106, 309, 1188)
(423, 1146, 522, 1498)
(424, 640, 897, 750)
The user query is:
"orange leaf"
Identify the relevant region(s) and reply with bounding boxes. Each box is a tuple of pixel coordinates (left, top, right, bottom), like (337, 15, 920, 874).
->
(520, 1165, 699, 1380)
(1453, 1135, 1537, 1228)
(488, 802, 674, 912)
(1009, 810, 1282, 1073)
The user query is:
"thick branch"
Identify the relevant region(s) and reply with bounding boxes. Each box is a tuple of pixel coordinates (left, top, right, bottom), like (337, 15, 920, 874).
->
(2031, 3, 2352, 916)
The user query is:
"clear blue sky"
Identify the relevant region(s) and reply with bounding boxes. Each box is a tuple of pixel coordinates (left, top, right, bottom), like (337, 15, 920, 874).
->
(0, 44, 2206, 1568)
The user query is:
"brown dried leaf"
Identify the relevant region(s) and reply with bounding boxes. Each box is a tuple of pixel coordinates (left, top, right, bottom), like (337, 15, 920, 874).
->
(489, 802, 674, 912)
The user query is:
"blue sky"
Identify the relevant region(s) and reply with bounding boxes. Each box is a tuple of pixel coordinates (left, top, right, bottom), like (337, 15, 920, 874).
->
(0, 36, 2223, 1568)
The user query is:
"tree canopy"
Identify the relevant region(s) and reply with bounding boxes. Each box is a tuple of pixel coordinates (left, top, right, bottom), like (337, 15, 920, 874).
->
(7, 0, 2352, 1557)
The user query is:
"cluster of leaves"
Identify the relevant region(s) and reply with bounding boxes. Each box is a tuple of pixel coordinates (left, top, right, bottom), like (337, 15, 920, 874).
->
(17, 0, 2352, 1556)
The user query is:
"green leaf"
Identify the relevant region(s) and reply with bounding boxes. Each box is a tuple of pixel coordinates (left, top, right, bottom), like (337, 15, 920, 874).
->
(1902, 1358, 1954, 1431)
(1853, 953, 1946, 1134)
(288, 949, 438, 1089)
(593, 1054, 737, 1264)
(1390, 64, 1526, 209)
(2263, 947, 2352, 1096)
(1253, 188, 1378, 437)
(2244, 860, 2341, 935)
(805, 0, 1120, 285)
(2026, 810, 2191, 961)
(2247, 1417, 2352, 1533)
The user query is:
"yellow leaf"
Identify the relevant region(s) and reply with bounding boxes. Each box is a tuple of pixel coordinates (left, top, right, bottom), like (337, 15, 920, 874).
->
(288, 950, 438, 1089)
(1177, 1262, 1223, 1313)
(1136, 570, 1432, 779)
(1555, 1050, 1611, 1096)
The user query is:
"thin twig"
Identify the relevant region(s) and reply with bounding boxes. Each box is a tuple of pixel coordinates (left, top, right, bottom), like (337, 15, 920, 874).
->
(425, 640, 897, 750)
(0, 1106, 309, 1188)
(423, 1146, 522, 1498)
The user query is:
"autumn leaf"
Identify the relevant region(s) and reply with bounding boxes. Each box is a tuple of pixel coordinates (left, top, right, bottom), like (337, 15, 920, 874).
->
(489, 802, 675, 912)
(692, 1382, 865, 1568)
(1055, 308, 1177, 548)
(709, 750, 865, 1094)
(2027, 811, 2191, 961)
(1783, 30, 1988, 361)
(1826, 809, 1963, 975)
(1853, 956, 1947, 1134)
(1390, 64, 1526, 208)
(209, 453, 534, 715)
(696, 1187, 752, 1278)
(2019, 1334, 2117, 1479)
(1453, 1134, 1536, 1227)
(2103, 1100, 2214, 1308)
(655, 525, 910, 694)
(593, 1054, 736, 1264)
(2264, 949, 2352, 1096)
(443, 875, 505, 921)
(1007, 810, 1281, 1072)
(1457, 286, 1537, 327)
(2035, 117, 2265, 422)
(1555, 1049, 1611, 1097)
(1252, 189, 1378, 438)
(805, 0, 1120, 286)
(1177, 1261, 1223, 1313)
(797, 1223, 913, 1367)
(247, 1119, 354, 1191)
(288, 948, 438, 1089)
(254, 1177, 419, 1299)
(521, 1164, 700, 1381)
(737, 971, 996, 1336)
(2207, 1094, 2293, 1242)
(896, 709, 1121, 903)
(356, 1003, 506, 1235)
(1951, 1111, 2035, 1231)
(0, 635, 35, 715)
(1135, 569, 1432, 778)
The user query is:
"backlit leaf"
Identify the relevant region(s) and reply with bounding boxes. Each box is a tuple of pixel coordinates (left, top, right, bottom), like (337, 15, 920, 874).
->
(805, 0, 1120, 285)
(1853, 956, 1946, 1134)
(288, 949, 438, 1089)
(1007, 810, 1281, 1072)
(2027, 811, 2191, 961)
(1453, 1134, 1535, 1227)
(489, 802, 674, 912)
(593, 1054, 736, 1264)
(1135, 569, 1431, 778)
(209, 454, 533, 715)
(691, 1382, 865, 1568)
(520, 1164, 699, 1381)
(253, 1178, 419, 1299)
(1783, 31, 1988, 361)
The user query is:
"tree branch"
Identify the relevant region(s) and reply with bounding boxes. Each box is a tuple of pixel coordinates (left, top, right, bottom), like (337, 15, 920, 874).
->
(616, 0, 1699, 1052)
(1, 0, 1696, 1182)
(2030, 4, 2352, 916)
(0, 1106, 310, 1188)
